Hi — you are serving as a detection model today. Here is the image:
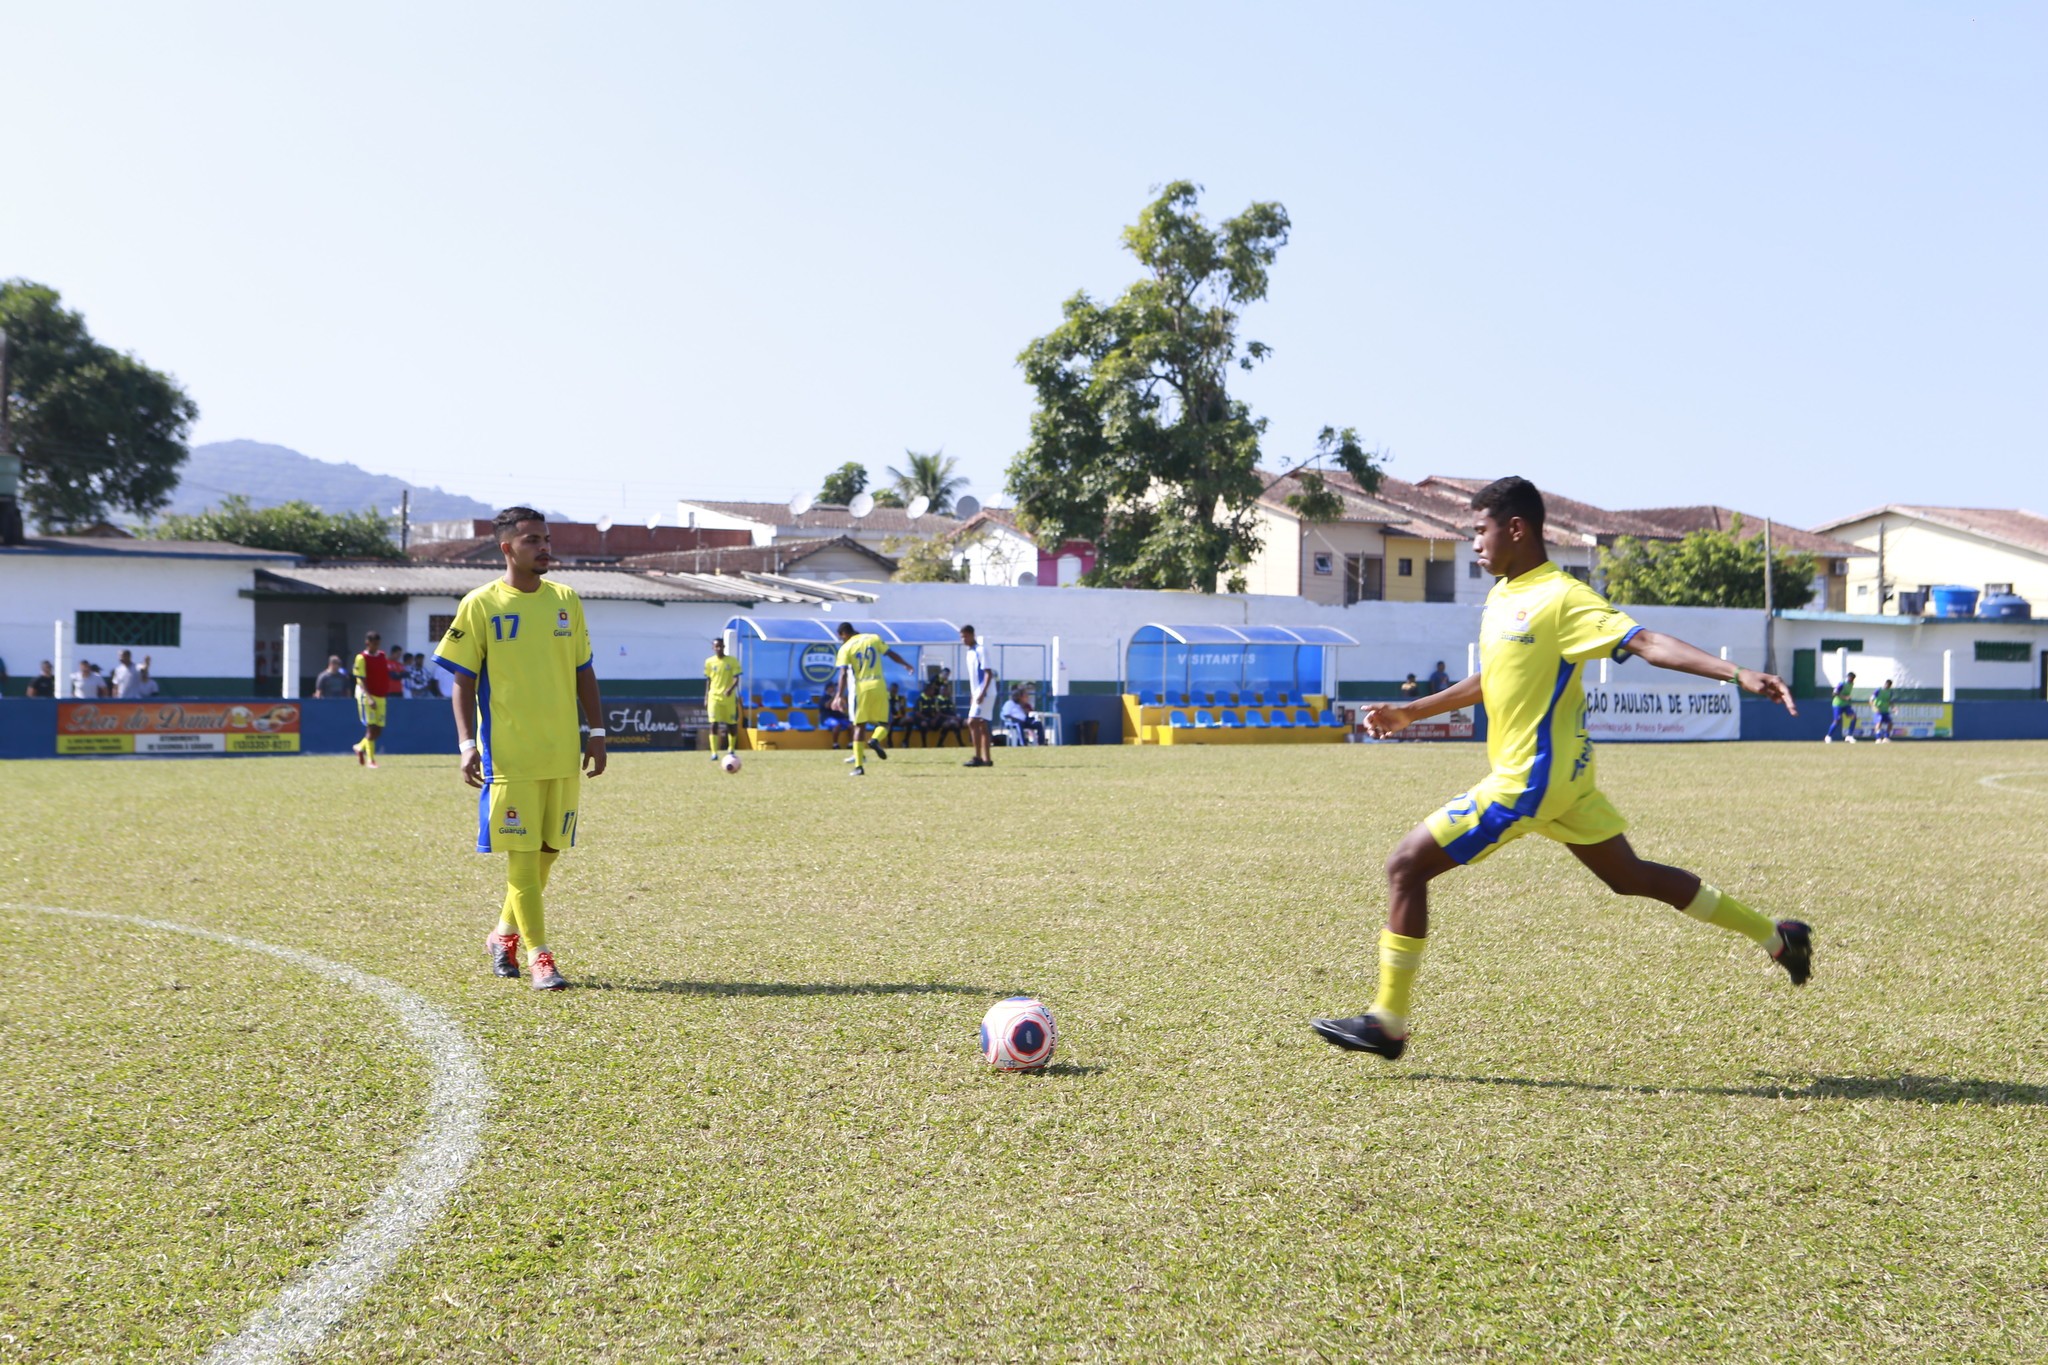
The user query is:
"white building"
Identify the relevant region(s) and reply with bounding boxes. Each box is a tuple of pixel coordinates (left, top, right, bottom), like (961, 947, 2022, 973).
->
(1812, 505, 2048, 617)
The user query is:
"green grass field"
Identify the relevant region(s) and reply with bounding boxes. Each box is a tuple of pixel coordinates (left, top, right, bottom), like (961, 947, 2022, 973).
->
(6, 740, 2048, 1362)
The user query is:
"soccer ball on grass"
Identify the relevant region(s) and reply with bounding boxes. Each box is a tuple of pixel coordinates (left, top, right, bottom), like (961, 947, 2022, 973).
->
(980, 996, 1056, 1071)
(720, 752, 742, 774)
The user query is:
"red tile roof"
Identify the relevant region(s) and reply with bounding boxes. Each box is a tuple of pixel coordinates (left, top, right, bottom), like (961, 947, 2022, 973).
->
(1813, 506, 2048, 558)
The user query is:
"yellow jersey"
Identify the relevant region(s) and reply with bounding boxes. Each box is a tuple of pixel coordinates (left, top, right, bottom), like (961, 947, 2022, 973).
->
(835, 633, 890, 689)
(433, 578, 592, 782)
(704, 653, 741, 698)
(1478, 561, 1640, 801)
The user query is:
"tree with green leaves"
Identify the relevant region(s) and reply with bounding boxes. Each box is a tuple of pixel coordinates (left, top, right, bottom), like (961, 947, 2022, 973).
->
(885, 449, 969, 515)
(1598, 520, 1817, 609)
(818, 462, 869, 506)
(882, 529, 978, 583)
(1006, 182, 1379, 592)
(146, 494, 401, 560)
(2, 279, 199, 531)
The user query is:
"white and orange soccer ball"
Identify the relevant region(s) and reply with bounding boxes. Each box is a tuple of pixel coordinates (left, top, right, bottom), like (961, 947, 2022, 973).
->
(720, 752, 742, 774)
(979, 996, 1056, 1071)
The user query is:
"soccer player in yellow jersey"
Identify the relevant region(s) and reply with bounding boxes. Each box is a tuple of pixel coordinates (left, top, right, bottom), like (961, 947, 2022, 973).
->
(704, 637, 742, 763)
(1313, 477, 1814, 1059)
(833, 621, 910, 776)
(432, 506, 607, 992)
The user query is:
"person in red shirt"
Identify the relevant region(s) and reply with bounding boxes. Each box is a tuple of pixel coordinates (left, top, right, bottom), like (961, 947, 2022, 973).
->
(351, 631, 393, 767)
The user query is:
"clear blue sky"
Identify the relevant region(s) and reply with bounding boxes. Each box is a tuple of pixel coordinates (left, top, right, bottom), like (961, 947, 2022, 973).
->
(6, 2, 2041, 529)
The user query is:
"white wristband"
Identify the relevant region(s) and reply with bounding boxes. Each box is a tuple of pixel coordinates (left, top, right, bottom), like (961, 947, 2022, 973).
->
(587, 728, 606, 738)
(459, 739, 477, 754)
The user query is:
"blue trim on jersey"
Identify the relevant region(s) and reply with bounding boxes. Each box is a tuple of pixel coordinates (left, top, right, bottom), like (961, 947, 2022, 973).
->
(1444, 658, 1576, 865)
(478, 662, 494, 782)
(475, 782, 492, 853)
(1613, 625, 1644, 661)
(435, 654, 476, 679)
(576, 659, 593, 672)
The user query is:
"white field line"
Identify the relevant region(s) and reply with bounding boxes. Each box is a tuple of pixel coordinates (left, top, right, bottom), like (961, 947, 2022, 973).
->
(3, 903, 491, 1365)
(1978, 771, 2048, 795)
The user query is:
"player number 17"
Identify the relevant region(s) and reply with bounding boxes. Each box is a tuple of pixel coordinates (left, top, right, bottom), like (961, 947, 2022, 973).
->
(489, 614, 521, 641)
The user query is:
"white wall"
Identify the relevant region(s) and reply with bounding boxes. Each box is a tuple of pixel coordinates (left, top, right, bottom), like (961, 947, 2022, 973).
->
(1, 554, 267, 682)
(1776, 616, 2044, 694)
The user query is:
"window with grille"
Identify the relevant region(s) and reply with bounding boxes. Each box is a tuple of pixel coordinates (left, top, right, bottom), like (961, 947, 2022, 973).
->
(1819, 638, 1864, 653)
(76, 611, 181, 648)
(1975, 641, 2030, 663)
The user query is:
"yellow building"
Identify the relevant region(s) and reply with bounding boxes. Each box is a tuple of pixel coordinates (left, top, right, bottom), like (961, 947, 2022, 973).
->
(1812, 506, 2048, 616)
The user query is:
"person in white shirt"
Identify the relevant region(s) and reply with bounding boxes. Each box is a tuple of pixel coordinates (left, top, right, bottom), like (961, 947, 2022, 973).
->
(110, 650, 150, 699)
(958, 624, 997, 768)
(1001, 688, 1045, 745)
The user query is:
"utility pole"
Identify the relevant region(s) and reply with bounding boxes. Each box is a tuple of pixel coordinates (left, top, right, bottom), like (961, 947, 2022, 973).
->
(399, 489, 411, 553)
(1762, 518, 1776, 676)
(0, 330, 23, 546)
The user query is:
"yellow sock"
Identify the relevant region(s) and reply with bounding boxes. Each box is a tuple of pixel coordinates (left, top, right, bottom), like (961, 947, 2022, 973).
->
(1683, 883, 1778, 948)
(1371, 929, 1427, 1027)
(538, 848, 559, 891)
(363, 735, 377, 763)
(504, 849, 547, 952)
(853, 734, 868, 767)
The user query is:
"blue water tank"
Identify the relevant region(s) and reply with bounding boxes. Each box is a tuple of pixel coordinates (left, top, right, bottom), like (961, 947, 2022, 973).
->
(1929, 585, 1980, 618)
(1977, 593, 2032, 621)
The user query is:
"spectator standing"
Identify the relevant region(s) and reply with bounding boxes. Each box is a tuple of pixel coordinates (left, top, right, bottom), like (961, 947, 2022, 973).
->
(315, 656, 353, 698)
(26, 661, 57, 698)
(1400, 674, 1421, 699)
(70, 661, 96, 697)
(1426, 661, 1452, 695)
(110, 650, 150, 699)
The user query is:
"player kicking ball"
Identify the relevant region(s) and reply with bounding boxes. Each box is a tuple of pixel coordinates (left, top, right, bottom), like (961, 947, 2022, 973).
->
(1313, 476, 1813, 1060)
(433, 506, 608, 992)
(834, 621, 910, 776)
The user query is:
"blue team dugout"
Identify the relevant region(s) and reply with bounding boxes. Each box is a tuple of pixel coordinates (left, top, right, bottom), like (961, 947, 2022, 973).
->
(723, 616, 961, 749)
(1123, 623, 1358, 744)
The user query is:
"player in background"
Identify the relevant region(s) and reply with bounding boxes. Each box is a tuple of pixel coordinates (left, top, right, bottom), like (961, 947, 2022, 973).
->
(351, 630, 391, 767)
(1313, 477, 1813, 1061)
(1825, 671, 1859, 743)
(434, 506, 607, 992)
(834, 621, 910, 776)
(704, 636, 742, 764)
(959, 623, 997, 768)
(1871, 678, 1895, 742)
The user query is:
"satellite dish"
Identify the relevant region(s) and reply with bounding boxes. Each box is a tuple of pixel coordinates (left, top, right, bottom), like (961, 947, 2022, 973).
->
(848, 492, 875, 518)
(789, 492, 815, 518)
(596, 515, 614, 533)
(646, 512, 662, 531)
(906, 495, 931, 520)
(953, 494, 981, 520)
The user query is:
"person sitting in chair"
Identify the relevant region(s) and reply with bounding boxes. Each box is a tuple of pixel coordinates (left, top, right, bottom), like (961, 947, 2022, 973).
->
(1001, 687, 1046, 745)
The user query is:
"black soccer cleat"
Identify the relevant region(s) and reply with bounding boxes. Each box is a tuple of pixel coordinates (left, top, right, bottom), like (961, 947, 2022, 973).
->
(486, 931, 520, 980)
(868, 738, 888, 760)
(1311, 1013, 1409, 1060)
(1772, 919, 1814, 986)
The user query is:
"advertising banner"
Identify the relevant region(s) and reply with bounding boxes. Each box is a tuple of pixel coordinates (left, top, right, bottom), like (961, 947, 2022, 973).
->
(1376, 710, 1477, 741)
(1584, 683, 1740, 742)
(57, 701, 302, 755)
(602, 701, 699, 750)
(1853, 701, 1952, 739)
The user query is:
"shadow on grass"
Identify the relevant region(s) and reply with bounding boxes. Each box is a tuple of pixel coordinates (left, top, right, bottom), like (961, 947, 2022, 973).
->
(580, 977, 988, 998)
(1406, 1071, 2048, 1108)
(1016, 1062, 1108, 1078)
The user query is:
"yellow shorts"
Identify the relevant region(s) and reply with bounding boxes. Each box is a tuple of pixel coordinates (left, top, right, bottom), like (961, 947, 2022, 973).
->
(1425, 776, 1627, 867)
(477, 775, 581, 854)
(853, 685, 888, 726)
(356, 691, 387, 727)
(707, 697, 739, 725)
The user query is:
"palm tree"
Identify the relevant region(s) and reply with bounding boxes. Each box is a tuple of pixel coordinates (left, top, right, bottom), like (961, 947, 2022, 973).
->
(884, 450, 970, 515)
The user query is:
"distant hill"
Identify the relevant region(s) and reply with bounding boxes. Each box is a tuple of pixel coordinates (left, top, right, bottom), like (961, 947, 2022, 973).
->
(159, 441, 521, 523)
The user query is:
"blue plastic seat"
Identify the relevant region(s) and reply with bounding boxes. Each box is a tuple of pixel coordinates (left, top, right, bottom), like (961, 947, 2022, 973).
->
(1168, 709, 1192, 728)
(755, 711, 785, 731)
(784, 711, 815, 731)
(1243, 710, 1267, 728)
(1292, 709, 1314, 726)
(1140, 689, 1163, 706)
(1320, 710, 1343, 727)
(1195, 709, 1218, 727)
(1246, 691, 1265, 706)
(1270, 710, 1294, 728)
(1269, 690, 1292, 707)
(1218, 711, 1242, 728)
